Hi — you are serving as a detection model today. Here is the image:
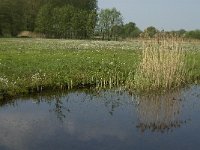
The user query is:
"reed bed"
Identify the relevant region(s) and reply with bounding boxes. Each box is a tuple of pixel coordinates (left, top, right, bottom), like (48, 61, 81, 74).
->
(133, 37, 187, 92)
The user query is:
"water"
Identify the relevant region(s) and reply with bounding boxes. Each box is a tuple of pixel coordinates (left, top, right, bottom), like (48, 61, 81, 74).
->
(0, 86, 200, 150)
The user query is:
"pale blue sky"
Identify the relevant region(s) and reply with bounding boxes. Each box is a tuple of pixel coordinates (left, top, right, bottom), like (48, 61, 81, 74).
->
(98, 0, 199, 31)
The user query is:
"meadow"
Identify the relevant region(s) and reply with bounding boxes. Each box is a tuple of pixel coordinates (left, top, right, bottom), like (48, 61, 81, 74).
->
(0, 38, 200, 99)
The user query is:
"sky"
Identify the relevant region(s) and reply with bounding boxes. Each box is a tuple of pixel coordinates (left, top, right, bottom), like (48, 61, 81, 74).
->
(98, 0, 199, 31)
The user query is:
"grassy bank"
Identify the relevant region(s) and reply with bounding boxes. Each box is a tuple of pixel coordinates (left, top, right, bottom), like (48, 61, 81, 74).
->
(0, 38, 200, 98)
(0, 38, 140, 97)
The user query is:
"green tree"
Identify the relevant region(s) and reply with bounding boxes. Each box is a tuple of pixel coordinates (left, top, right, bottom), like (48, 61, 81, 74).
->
(177, 29, 186, 36)
(0, 0, 97, 38)
(98, 8, 123, 40)
(144, 26, 158, 38)
(71, 9, 88, 38)
(35, 3, 96, 39)
(86, 11, 97, 38)
(35, 3, 54, 37)
(123, 22, 141, 38)
(111, 25, 123, 40)
(23, 0, 46, 31)
(0, 0, 26, 36)
(110, 8, 123, 39)
(185, 30, 200, 39)
(52, 5, 75, 38)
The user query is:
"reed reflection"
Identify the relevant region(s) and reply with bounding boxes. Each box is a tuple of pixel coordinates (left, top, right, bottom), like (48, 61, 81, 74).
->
(134, 90, 187, 133)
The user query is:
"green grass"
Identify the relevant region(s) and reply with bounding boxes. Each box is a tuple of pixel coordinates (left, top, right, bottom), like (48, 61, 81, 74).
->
(185, 44, 200, 82)
(0, 38, 140, 97)
(0, 38, 199, 98)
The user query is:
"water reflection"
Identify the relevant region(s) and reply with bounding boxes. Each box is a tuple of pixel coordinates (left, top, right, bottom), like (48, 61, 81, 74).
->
(0, 86, 200, 150)
(134, 90, 186, 133)
(0, 88, 189, 129)
(17, 89, 133, 121)
(0, 88, 189, 132)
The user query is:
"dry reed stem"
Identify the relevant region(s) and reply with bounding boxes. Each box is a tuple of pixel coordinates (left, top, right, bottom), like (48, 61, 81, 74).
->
(134, 38, 186, 92)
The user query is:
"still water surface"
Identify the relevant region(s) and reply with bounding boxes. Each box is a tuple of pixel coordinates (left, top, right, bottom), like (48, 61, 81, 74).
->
(0, 86, 200, 150)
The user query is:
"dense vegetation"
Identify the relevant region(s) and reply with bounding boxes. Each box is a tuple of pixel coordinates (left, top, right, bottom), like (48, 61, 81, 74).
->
(0, 0, 97, 38)
(0, 38, 200, 99)
(1, 0, 199, 40)
(0, 38, 140, 98)
(35, 3, 97, 38)
(185, 30, 200, 40)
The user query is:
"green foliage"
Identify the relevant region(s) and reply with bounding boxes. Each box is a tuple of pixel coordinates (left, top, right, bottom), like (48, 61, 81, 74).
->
(177, 29, 187, 36)
(111, 25, 123, 40)
(35, 3, 54, 37)
(35, 4, 96, 39)
(23, 0, 47, 31)
(0, 0, 97, 38)
(0, 0, 25, 36)
(53, 0, 97, 11)
(52, 5, 74, 38)
(71, 9, 88, 38)
(185, 30, 200, 40)
(123, 22, 142, 38)
(97, 8, 123, 40)
(143, 26, 158, 38)
(0, 0, 46, 36)
(86, 11, 97, 38)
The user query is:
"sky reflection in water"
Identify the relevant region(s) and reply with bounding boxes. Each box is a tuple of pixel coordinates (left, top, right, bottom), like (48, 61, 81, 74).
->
(0, 86, 200, 150)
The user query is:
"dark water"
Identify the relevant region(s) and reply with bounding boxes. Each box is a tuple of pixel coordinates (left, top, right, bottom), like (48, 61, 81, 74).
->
(0, 86, 200, 150)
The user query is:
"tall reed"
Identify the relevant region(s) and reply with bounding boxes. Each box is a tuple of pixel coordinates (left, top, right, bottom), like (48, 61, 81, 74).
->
(133, 37, 187, 92)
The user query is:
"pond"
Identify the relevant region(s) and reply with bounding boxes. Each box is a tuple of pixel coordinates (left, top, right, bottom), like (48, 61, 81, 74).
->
(0, 85, 200, 150)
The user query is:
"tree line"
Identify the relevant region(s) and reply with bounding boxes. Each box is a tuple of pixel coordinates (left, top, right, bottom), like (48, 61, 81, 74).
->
(140, 27, 200, 40)
(0, 0, 199, 40)
(35, 3, 97, 38)
(0, 0, 97, 38)
(0, 0, 46, 36)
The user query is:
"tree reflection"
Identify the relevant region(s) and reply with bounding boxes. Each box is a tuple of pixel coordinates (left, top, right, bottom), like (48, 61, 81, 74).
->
(89, 89, 129, 116)
(35, 93, 71, 122)
(0, 88, 190, 131)
(0, 98, 15, 107)
(49, 96, 68, 122)
(134, 90, 187, 133)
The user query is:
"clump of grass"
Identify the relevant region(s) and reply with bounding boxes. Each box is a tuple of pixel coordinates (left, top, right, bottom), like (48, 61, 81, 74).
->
(133, 37, 187, 92)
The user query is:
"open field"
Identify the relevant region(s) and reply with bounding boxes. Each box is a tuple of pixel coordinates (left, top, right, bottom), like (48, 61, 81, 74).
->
(0, 38, 200, 98)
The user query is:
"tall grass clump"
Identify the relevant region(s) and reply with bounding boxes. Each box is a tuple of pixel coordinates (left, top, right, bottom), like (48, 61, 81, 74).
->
(133, 36, 187, 92)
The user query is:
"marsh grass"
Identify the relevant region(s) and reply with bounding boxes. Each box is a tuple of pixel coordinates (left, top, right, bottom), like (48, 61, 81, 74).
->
(0, 38, 139, 98)
(133, 37, 187, 92)
(0, 38, 199, 99)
